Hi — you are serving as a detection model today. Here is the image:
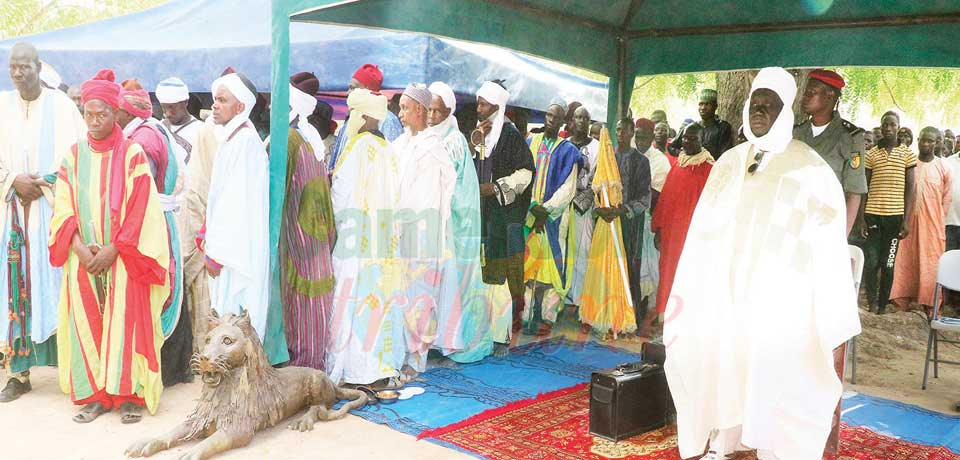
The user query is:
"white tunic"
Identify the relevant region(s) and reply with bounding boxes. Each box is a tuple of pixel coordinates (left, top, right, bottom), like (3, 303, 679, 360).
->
(0, 88, 84, 343)
(664, 139, 861, 460)
(205, 123, 270, 340)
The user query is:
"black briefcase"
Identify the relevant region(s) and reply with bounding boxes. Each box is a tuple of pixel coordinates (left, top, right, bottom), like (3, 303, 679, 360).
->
(589, 361, 675, 442)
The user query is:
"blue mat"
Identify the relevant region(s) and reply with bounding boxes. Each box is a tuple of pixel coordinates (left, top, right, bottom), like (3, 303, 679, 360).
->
(842, 392, 960, 453)
(345, 337, 640, 437)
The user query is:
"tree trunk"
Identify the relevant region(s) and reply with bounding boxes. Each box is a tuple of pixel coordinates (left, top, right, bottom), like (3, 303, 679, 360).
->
(715, 68, 813, 137)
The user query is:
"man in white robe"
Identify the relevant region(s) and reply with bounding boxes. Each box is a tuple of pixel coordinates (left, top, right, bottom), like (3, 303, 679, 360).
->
(663, 67, 861, 460)
(155, 77, 201, 153)
(327, 88, 408, 386)
(0, 42, 85, 402)
(200, 72, 271, 344)
(392, 84, 457, 373)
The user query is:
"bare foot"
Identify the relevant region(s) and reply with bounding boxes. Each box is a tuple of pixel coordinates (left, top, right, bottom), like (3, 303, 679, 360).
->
(493, 342, 510, 358)
(400, 365, 419, 384)
(433, 356, 458, 369)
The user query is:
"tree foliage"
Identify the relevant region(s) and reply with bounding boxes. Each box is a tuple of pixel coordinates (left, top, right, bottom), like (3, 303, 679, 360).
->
(1, 0, 167, 40)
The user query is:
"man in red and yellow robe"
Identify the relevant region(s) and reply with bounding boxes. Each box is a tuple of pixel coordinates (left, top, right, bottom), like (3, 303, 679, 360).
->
(48, 69, 170, 424)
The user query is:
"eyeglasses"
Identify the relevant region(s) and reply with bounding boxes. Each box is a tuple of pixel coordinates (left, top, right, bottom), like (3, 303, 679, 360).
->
(747, 150, 766, 174)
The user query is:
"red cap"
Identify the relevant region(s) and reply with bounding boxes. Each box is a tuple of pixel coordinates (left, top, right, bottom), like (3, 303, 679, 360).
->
(352, 64, 383, 92)
(635, 117, 655, 131)
(809, 69, 845, 90)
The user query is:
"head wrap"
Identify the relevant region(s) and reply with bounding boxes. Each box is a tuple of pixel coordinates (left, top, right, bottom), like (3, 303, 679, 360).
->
(427, 81, 459, 135)
(289, 72, 324, 160)
(428, 81, 456, 114)
(352, 64, 383, 92)
(635, 117, 655, 132)
(743, 67, 796, 155)
(344, 88, 388, 141)
(402, 83, 432, 109)
(699, 89, 718, 103)
(38, 60, 62, 90)
(211, 71, 257, 135)
(156, 77, 189, 104)
(81, 68, 121, 109)
(477, 81, 510, 158)
(312, 99, 336, 134)
(119, 79, 153, 120)
(809, 69, 845, 91)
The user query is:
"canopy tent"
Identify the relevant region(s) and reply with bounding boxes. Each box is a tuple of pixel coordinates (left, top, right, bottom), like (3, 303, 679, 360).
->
(0, 0, 607, 117)
(267, 0, 960, 253)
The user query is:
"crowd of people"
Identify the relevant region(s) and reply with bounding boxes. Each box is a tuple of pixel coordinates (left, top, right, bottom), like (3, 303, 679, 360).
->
(1, 38, 957, 459)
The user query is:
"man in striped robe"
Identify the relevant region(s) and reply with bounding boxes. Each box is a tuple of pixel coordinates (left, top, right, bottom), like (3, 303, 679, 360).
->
(48, 69, 170, 424)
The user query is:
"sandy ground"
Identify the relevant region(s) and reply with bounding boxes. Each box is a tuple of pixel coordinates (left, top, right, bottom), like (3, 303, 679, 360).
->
(2, 298, 958, 460)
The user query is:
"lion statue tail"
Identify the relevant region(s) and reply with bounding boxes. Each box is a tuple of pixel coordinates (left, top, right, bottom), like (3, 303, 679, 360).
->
(326, 387, 369, 420)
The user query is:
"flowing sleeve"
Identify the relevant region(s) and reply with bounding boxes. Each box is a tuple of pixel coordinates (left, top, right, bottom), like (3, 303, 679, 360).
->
(48, 146, 79, 267)
(112, 145, 170, 285)
(810, 167, 861, 352)
(651, 167, 678, 233)
(943, 161, 954, 218)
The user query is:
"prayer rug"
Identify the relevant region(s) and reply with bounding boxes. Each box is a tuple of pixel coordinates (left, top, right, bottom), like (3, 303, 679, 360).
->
(346, 337, 641, 438)
(420, 385, 960, 460)
(841, 391, 960, 453)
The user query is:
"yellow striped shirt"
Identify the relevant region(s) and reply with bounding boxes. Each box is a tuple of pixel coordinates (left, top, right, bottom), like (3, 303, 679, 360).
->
(864, 145, 917, 216)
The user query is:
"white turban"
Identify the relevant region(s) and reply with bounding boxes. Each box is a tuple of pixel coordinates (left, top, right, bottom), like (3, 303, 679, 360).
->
(156, 77, 189, 104)
(212, 72, 257, 135)
(344, 88, 388, 142)
(38, 60, 61, 90)
(476, 81, 509, 158)
(428, 81, 456, 114)
(743, 67, 797, 155)
(288, 84, 326, 161)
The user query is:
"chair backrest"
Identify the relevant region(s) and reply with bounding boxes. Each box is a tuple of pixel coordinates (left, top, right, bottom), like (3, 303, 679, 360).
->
(938, 250, 960, 292)
(849, 245, 865, 289)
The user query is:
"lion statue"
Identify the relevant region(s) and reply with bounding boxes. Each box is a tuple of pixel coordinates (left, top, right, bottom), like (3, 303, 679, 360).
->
(125, 311, 367, 460)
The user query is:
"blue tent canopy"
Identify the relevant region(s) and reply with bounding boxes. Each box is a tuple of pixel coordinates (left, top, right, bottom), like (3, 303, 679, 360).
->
(0, 0, 608, 118)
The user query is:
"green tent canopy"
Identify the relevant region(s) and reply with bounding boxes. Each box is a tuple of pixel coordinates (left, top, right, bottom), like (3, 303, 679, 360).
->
(266, 0, 960, 276)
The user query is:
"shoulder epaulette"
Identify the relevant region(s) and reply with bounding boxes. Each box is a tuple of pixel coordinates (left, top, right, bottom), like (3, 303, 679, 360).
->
(841, 119, 863, 135)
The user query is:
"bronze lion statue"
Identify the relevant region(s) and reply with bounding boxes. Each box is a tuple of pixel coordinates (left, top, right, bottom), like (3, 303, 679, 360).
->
(125, 311, 367, 460)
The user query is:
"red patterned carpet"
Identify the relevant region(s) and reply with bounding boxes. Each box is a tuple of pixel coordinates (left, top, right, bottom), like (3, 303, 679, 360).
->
(419, 384, 960, 460)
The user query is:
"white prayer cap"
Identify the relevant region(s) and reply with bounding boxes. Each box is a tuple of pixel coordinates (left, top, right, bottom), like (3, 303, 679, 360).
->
(156, 77, 189, 103)
(742, 67, 797, 154)
(477, 80, 509, 107)
(402, 83, 432, 109)
(428, 81, 456, 113)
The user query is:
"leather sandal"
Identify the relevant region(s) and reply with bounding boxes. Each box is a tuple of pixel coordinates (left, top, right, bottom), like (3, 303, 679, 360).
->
(73, 402, 109, 423)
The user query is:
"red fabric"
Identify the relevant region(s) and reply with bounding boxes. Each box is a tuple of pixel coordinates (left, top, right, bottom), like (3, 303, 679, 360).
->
(422, 384, 960, 460)
(80, 69, 121, 109)
(651, 162, 712, 314)
(120, 89, 153, 119)
(810, 69, 845, 90)
(74, 390, 145, 410)
(113, 172, 167, 285)
(128, 124, 169, 191)
(291, 71, 319, 95)
(352, 63, 383, 92)
(49, 215, 78, 267)
(635, 117, 655, 131)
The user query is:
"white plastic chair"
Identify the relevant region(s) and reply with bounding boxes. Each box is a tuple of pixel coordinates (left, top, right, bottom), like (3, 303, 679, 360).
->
(846, 245, 865, 384)
(922, 250, 960, 390)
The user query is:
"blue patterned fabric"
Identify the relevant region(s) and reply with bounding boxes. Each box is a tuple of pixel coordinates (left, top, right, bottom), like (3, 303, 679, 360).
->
(841, 392, 960, 453)
(341, 337, 640, 437)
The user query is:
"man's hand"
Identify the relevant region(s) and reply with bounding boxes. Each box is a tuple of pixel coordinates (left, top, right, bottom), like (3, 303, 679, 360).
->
(12, 174, 49, 203)
(479, 183, 498, 197)
(206, 264, 222, 278)
(87, 244, 119, 276)
(899, 221, 910, 240)
(477, 119, 492, 137)
(654, 231, 662, 251)
(530, 204, 548, 233)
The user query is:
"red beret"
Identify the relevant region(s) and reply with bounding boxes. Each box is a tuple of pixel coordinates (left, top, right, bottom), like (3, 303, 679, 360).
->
(81, 69, 121, 109)
(809, 69, 845, 90)
(291, 71, 320, 95)
(635, 117, 655, 131)
(352, 64, 383, 92)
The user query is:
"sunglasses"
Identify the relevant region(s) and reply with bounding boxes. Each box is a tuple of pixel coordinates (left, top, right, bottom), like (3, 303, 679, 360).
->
(748, 150, 766, 174)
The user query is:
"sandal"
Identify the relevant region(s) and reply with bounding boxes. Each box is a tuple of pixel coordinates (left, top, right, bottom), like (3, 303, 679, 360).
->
(120, 402, 143, 424)
(72, 402, 109, 424)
